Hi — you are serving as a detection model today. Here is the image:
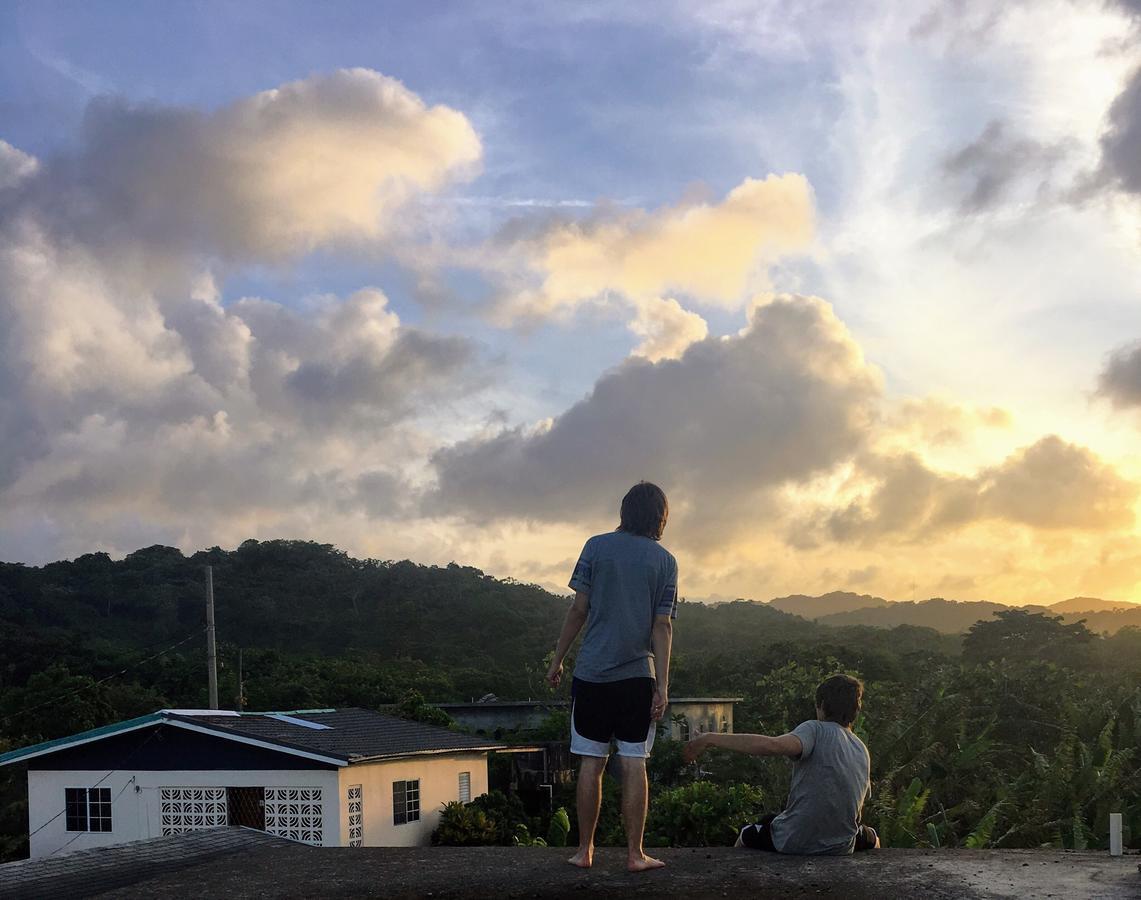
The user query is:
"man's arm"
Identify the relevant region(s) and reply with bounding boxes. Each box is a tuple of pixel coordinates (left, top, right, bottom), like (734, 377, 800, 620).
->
(682, 731, 803, 763)
(650, 614, 673, 720)
(545, 591, 590, 687)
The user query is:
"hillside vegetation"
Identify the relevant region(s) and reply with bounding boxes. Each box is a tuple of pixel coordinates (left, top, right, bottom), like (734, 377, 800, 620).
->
(1, 539, 1139, 860)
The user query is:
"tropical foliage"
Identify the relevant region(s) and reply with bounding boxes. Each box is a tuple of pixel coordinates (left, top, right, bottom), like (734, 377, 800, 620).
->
(1, 540, 1139, 860)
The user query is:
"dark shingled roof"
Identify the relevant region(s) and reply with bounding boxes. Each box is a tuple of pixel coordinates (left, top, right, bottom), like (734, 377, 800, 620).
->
(0, 708, 516, 769)
(168, 708, 509, 764)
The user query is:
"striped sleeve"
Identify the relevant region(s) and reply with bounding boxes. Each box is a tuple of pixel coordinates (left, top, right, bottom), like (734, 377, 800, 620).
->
(655, 555, 678, 619)
(568, 540, 593, 593)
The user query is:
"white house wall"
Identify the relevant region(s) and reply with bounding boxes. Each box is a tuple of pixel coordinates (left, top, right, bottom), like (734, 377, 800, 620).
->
(339, 753, 489, 847)
(27, 768, 340, 859)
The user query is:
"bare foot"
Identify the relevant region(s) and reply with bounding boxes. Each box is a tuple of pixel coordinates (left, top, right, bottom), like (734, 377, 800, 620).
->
(567, 847, 593, 868)
(627, 854, 666, 872)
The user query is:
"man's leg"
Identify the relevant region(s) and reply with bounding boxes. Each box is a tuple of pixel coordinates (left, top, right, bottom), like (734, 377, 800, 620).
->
(854, 825, 880, 851)
(737, 814, 778, 851)
(619, 755, 665, 871)
(569, 755, 607, 868)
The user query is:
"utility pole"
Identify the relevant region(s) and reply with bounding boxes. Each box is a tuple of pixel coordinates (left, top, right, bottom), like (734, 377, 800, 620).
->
(236, 648, 245, 711)
(205, 565, 219, 710)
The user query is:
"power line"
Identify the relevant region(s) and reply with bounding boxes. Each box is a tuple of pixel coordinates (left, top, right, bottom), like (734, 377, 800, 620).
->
(30, 726, 163, 846)
(4, 628, 207, 724)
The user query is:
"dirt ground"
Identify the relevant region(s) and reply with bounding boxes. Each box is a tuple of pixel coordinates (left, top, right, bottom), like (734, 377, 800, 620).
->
(93, 845, 1140, 900)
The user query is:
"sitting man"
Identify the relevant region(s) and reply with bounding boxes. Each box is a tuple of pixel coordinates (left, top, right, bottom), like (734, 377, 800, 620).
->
(683, 673, 879, 854)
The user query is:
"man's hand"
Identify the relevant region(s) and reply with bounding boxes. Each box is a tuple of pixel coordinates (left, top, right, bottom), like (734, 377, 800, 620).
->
(545, 660, 564, 688)
(651, 686, 668, 721)
(682, 733, 709, 764)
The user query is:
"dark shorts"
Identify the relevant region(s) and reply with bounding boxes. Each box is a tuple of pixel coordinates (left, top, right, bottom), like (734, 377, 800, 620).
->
(738, 814, 879, 853)
(570, 677, 656, 758)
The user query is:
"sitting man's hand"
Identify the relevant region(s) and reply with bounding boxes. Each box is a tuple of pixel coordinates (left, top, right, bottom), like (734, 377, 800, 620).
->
(682, 733, 710, 764)
(545, 660, 563, 688)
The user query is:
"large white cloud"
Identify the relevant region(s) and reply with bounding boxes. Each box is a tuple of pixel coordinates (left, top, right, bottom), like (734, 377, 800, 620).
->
(429, 294, 881, 528)
(11, 68, 481, 262)
(802, 436, 1138, 546)
(0, 70, 488, 562)
(482, 174, 815, 360)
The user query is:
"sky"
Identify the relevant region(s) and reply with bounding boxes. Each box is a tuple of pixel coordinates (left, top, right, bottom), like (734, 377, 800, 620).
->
(1, 0, 1141, 604)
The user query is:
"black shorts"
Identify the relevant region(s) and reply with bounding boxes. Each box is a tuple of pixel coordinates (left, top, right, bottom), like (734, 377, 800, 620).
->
(738, 814, 879, 853)
(570, 677, 656, 758)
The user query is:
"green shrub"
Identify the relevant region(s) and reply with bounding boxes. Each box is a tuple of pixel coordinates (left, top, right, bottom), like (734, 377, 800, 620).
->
(644, 781, 765, 847)
(546, 806, 570, 847)
(432, 801, 498, 846)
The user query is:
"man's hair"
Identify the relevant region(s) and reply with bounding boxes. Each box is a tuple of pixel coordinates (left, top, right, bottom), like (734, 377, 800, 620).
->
(815, 674, 864, 727)
(618, 482, 669, 540)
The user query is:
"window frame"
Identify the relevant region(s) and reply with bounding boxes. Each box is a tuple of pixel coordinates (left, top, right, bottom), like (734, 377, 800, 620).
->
(458, 771, 471, 804)
(65, 786, 113, 833)
(392, 779, 421, 826)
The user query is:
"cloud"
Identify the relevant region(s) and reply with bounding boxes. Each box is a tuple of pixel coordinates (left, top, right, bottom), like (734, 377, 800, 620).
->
(628, 297, 709, 362)
(11, 68, 481, 262)
(878, 395, 1012, 450)
(1100, 65, 1141, 196)
(808, 435, 1137, 545)
(0, 141, 39, 189)
(429, 294, 881, 528)
(0, 71, 490, 562)
(942, 120, 1071, 213)
(494, 173, 815, 321)
(1097, 340, 1141, 409)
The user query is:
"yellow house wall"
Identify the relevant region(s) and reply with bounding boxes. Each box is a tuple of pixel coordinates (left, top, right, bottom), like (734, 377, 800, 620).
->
(666, 702, 735, 740)
(337, 753, 490, 847)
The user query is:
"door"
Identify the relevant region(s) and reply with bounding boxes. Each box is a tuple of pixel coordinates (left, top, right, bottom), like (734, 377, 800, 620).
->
(227, 787, 266, 830)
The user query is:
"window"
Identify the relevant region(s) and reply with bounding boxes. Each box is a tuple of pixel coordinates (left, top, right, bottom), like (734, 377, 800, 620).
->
(65, 787, 112, 833)
(458, 772, 471, 804)
(347, 785, 363, 847)
(678, 718, 690, 741)
(392, 779, 420, 825)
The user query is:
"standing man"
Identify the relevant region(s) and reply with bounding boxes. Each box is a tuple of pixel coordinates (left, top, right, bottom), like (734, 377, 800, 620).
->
(546, 482, 678, 872)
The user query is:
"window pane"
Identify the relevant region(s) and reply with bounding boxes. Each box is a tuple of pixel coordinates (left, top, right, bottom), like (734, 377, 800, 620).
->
(407, 780, 420, 822)
(392, 781, 406, 826)
(65, 788, 87, 832)
(458, 772, 471, 803)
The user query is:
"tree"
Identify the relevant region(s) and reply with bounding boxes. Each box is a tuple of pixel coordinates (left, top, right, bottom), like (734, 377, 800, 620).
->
(963, 610, 1094, 668)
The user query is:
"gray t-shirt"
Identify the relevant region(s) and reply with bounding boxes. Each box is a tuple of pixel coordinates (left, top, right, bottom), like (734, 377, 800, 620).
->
(771, 720, 871, 855)
(568, 531, 678, 683)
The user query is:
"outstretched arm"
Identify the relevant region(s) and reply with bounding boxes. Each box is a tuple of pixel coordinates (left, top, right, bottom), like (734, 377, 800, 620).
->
(683, 730, 803, 763)
(546, 591, 590, 687)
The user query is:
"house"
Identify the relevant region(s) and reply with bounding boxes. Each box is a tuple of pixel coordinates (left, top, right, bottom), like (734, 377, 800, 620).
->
(437, 697, 743, 741)
(0, 707, 527, 859)
(660, 698, 743, 741)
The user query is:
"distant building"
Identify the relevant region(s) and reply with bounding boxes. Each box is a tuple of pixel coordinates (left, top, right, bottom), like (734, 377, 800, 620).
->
(0, 708, 528, 859)
(437, 697, 742, 741)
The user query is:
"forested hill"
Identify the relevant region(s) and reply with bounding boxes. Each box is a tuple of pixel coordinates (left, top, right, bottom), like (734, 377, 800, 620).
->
(0, 540, 572, 702)
(813, 598, 1141, 634)
(0, 539, 958, 714)
(3, 540, 1141, 862)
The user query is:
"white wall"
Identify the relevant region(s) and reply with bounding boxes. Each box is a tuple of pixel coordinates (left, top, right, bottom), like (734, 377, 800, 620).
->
(27, 768, 340, 859)
(339, 753, 489, 847)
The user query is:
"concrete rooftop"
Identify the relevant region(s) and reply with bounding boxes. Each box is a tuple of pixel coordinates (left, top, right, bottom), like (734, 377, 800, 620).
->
(1, 830, 1137, 899)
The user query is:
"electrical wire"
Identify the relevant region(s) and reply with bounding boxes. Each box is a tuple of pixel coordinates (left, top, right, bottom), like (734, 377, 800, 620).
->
(4, 627, 207, 724)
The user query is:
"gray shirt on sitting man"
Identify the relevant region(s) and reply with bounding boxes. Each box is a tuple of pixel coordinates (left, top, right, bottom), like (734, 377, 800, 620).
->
(770, 719, 871, 855)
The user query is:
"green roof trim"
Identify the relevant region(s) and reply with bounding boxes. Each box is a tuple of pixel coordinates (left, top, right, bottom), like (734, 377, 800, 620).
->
(0, 712, 164, 767)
